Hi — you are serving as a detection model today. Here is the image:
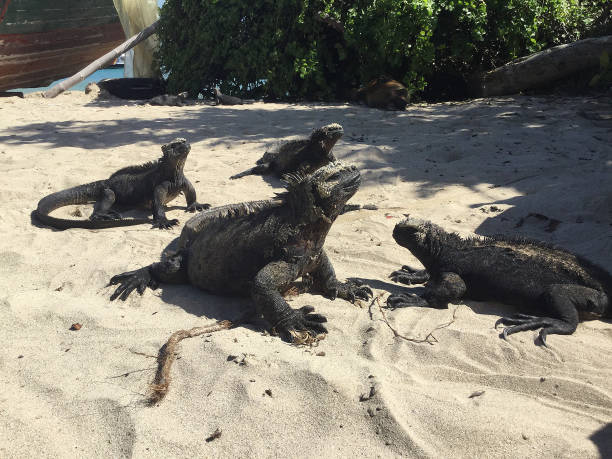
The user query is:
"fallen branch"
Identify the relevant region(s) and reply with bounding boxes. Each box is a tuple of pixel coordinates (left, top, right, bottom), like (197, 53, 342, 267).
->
(471, 35, 612, 97)
(43, 19, 160, 98)
(148, 320, 234, 405)
(376, 296, 461, 345)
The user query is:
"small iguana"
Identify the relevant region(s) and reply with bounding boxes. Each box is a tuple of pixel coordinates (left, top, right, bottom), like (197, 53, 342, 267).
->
(387, 217, 611, 344)
(214, 88, 244, 105)
(108, 161, 373, 341)
(34, 138, 209, 230)
(230, 124, 344, 180)
(143, 92, 190, 107)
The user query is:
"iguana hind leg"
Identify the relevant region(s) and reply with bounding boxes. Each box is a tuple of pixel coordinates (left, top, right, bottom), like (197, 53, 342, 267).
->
(91, 188, 121, 220)
(496, 284, 607, 345)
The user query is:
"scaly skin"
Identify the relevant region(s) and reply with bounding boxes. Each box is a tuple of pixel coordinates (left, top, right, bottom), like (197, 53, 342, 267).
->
(33, 138, 209, 230)
(109, 162, 373, 342)
(214, 88, 244, 105)
(387, 218, 611, 345)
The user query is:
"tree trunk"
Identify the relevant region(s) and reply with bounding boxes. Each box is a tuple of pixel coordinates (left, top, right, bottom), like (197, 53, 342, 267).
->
(43, 19, 159, 98)
(470, 35, 612, 97)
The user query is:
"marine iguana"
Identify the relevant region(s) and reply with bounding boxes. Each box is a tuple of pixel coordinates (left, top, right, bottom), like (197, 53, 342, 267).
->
(143, 92, 190, 106)
(34, 138, 210, 230)
(386, 217, 611, 344)
(108, 161, 373, 341)
(230, 124, 344, 180)
(214, 88, 244, 105)
(355, 77, 409, 111)
(230, 123, 376, 213)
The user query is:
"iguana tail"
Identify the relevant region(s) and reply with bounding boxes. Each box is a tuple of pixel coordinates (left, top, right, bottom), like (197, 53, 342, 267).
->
(33, 181, 150, 230)
(229, 164, 269, 180)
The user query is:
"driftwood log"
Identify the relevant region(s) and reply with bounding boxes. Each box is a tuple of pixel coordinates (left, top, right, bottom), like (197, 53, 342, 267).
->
(43, 20, 159, 98)
(471, 35, 612, 97)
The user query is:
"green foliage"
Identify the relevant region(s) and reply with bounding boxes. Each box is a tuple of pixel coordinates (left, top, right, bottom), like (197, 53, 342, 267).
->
(157, 0, 610, 100)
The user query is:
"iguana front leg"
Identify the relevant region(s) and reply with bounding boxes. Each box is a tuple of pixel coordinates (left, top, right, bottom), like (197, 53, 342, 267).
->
(152, 181, 179, 229)
(310, 250, 373, 302)
(91, 188, 122, 221)
(252, 261, 328, 342)
(387, 272, 466, 309)
(182, 178, 210, 212)
(108, 252, 188, 301)
(389, 265, 430, 285)
(496, 284, 608, 345)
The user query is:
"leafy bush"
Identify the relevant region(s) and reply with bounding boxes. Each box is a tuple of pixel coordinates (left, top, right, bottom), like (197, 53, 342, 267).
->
(157, 0, 610, 101)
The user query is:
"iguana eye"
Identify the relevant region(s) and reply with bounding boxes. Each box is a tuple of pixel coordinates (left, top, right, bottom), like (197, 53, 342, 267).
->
(327, 173, 340, 181)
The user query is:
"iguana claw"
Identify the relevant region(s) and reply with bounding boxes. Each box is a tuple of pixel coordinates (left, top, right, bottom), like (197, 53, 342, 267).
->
(108, 267, 158, 301)
(274, 306, 328, 342)
(336, 280, 373, 303)
(153, 217, 179, 229)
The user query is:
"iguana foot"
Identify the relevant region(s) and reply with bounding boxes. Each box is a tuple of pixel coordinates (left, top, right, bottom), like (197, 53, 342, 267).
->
(186, 202, 211, 212)
(335, 280, 373, 303)
(152, 217, 179, 229)
(341, 203, 378, 214)
(108, 267, 159, 301)
(389, 266, 430, 285)
(91, 210, 122, 221)
(386, 292, 429, 309)
(274, 306, 328, 342)
(495, 314, 575, 345)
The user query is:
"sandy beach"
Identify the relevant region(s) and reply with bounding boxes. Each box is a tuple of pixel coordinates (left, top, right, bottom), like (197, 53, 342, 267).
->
(0, 90, 610, 458)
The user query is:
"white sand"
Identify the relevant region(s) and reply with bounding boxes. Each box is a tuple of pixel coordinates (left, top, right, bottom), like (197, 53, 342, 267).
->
(0, 91, 610, 458)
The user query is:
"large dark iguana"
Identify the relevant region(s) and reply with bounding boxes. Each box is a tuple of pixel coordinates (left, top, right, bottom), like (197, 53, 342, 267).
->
(34, 138, 210, 230)
(108, 161, 373, 341)
(386, 217, 611, 345)
(229, 124, 344, 180)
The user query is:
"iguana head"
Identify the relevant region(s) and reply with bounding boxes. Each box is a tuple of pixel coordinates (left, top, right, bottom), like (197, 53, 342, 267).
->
(161, 138, 190, 170)
(393, 217, 446, 267)
(284, 161, 360, 222)
(309, 123, 344, 159)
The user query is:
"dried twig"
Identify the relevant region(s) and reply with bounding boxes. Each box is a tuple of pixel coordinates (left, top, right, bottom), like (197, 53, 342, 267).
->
(368, 292, 385, 320)
(129, 349, 157, 358)
(148, 320, 234, 405)
(289, 330, 325, 346)
(108, 367, 158, 379)
(376, 296, 461, 345)
(205, 428, 222, 442)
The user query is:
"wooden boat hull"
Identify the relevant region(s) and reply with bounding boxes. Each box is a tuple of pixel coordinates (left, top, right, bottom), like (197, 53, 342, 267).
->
(0, 0, 124, 91)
